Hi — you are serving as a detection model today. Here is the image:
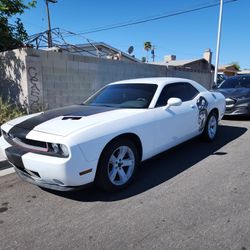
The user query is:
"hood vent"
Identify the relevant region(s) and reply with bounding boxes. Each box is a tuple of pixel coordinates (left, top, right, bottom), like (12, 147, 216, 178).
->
(62, 116, 82, 120)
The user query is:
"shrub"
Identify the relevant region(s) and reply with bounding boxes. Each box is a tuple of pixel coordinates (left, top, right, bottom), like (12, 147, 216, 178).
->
(0, 97, 26, 125)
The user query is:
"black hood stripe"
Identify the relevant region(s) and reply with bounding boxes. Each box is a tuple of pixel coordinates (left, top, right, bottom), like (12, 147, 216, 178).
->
(9, 105, 117, 138)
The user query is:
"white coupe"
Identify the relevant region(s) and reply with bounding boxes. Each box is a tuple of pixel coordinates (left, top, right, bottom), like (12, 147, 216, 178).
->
(0, 77, 225, 191)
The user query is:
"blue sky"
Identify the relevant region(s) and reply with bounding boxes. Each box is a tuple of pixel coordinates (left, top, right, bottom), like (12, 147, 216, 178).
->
(20, 0, 250, 69)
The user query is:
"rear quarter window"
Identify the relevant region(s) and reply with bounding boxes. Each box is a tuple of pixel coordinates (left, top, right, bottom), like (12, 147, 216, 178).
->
(156, 82, 199, 107)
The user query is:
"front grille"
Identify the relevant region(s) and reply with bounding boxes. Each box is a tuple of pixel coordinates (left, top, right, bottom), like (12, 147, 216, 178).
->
(18, 138, 47, 148)
(3, 130, 48, 152)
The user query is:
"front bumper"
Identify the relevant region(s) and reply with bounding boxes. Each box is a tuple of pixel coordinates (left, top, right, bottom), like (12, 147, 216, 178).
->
(0, 135, 98, 190)
(225, 105, 250, 116)
(14, 166, 87, 191)
(224, 98, 250, 116)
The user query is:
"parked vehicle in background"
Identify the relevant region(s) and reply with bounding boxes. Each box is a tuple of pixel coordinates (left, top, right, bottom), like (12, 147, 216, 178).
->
(217, 73, 228, 85)
(0, 77, 225, 192)
(216, 75, 250, 116)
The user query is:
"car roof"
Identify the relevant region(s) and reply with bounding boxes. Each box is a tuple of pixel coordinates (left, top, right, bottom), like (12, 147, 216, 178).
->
(229, 75, 250, 79)
(109, 77, 196, 87)
(108, 77, 207, 92)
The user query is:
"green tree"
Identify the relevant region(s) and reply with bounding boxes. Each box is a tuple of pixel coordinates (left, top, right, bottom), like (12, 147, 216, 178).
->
(230, 61, 240, 71)
(0, 0, 36, 52)
(141, 56, 146, 63)
(144, 41, 152, 63)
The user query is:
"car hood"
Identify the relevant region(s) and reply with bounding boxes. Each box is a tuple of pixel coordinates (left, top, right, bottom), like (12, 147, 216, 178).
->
(216, 88, 250, 99)
(7, 105, 146, 137)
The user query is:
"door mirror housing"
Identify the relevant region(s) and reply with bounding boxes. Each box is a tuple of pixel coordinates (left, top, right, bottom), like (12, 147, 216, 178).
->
(165, 97, 182, 109)
(212, 84, 218, 90)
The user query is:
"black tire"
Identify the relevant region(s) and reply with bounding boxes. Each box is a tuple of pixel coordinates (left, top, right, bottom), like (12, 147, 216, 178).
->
(201, 111, 218, 142)
(95, 138, 139, 192)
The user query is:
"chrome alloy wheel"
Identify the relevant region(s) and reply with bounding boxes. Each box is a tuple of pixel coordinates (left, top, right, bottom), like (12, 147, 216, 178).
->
(108, 146, 135, 186)
(208, 115, 217, 140)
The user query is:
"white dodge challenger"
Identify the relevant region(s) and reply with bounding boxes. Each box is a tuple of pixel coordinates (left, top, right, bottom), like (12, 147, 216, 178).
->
(0, 77, 225, 192)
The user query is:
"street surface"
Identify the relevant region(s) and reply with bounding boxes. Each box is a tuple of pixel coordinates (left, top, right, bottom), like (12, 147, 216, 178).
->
(0, 119, 250, 250)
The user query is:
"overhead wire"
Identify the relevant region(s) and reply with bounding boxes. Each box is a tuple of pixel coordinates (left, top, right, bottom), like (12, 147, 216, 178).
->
(25, 0, 238, 52)
(64, 0, 237, 37)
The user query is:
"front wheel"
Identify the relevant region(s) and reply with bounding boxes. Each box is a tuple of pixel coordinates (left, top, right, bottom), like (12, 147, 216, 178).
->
(95, 138, 139, 192)
(201, 111, 218, 142)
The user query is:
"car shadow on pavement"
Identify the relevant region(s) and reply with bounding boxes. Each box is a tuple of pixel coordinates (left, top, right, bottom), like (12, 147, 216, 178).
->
(46, 124, 247, 202)
(223, 115, 250, 121)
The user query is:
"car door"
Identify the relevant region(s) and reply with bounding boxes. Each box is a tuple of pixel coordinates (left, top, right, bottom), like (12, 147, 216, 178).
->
(154, 82, 200, 153)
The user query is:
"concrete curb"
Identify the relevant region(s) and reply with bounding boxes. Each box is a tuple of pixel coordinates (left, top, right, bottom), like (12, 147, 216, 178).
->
(0, 149, 6, 161)
(0, 158, 13, 177)
(0, 150, 11, 172)
(0, 167, 14, 177)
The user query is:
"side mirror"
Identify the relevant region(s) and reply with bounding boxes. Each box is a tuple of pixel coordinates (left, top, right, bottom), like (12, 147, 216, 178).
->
(165, 97, 182, 109)
(212, 84, 218, 90)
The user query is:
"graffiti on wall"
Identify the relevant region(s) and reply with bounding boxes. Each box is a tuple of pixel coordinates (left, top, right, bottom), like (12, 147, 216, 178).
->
(25, 55, 44, 112)
(27, 66, 42, 111)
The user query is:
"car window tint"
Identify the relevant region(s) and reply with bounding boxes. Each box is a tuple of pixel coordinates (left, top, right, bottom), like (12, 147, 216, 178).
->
(84, 84, 158, 108)
(156, 82, 199, 107)
(219, 76, 250, 89)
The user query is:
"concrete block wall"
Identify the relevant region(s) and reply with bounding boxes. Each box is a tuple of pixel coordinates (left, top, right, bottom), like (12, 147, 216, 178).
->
(25, 48, 167, 109)
(0, 49, 29, 107)
(0, 48, 213, 112)
(166, 68, 213, 90)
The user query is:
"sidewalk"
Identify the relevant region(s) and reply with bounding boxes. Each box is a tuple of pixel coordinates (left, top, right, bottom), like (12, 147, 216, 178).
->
(0, 148, 14, 174)
(0, 149, 6, 162)
(0, 140, 14, 174)
(0, 148, 8, 169)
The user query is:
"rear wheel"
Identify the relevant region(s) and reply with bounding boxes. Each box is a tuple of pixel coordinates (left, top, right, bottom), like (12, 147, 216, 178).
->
(201, 111, 218, 142)
(95, 138, 139, 192)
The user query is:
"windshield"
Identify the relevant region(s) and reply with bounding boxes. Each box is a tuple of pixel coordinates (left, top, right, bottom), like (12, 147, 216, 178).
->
(219, 76, 250, 89)
(84, 84, 158, 108)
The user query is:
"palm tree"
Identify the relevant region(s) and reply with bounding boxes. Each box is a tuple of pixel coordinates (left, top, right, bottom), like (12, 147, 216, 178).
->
(144, 41, 152, 63)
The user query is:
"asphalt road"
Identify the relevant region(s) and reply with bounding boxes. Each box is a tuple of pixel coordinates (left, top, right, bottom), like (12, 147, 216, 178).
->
(0, 119, 250, 250)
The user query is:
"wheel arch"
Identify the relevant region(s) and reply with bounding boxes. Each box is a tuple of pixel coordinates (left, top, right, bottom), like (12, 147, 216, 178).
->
(209, 107, 219, 119)
(98, 133, 143, 166)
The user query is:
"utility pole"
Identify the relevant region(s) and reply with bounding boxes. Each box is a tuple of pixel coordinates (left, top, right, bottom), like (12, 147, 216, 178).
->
(214, 0, 224, 86)
(151, 45, 155, 62)
(45, 0, 57, 48)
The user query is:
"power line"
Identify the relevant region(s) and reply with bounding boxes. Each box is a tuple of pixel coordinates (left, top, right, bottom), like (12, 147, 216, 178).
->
(69, 0, 218, 34)
(65, 0, 237, 37)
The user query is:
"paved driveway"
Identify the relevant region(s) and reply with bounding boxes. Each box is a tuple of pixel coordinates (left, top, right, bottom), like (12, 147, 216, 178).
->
(0, 119, 249, 250)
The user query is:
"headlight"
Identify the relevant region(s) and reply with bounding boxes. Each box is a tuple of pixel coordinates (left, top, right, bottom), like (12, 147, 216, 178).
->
(60, 144, 69, 157)
(48, 143, 69, 157)
(51, 143, 60, 154)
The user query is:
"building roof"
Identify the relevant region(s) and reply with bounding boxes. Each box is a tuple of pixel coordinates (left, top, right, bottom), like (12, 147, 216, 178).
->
(167, 59, 203, 66)
(219, 64, 234, 69)
(152, 58, 214, 70)
(54, 42, 141, 63)
(152, 59, 198, 66)
(237, 70, 250, 75)
(218, 64, 239, 74)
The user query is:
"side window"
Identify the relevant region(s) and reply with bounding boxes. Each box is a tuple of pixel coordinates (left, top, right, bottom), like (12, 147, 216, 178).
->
(181, 83, 199, 101)
(156, 82, 199, 107)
